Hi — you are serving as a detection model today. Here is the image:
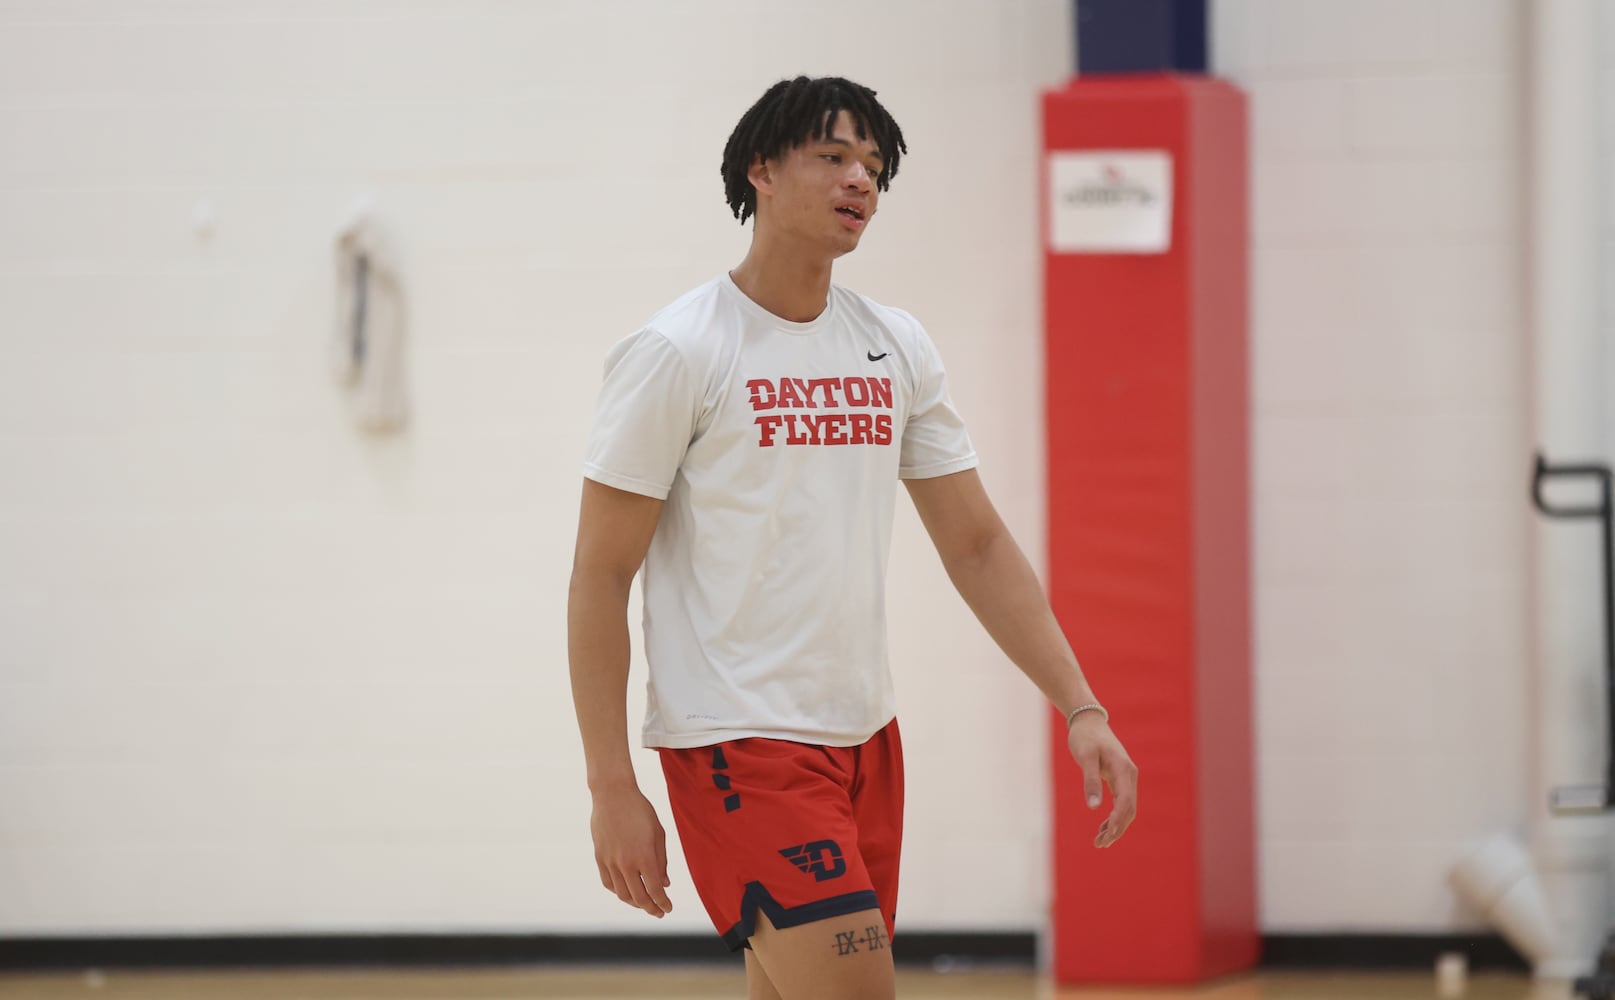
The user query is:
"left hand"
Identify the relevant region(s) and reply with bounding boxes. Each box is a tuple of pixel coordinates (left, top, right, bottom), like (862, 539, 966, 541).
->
(1067, 714, 1138, 848)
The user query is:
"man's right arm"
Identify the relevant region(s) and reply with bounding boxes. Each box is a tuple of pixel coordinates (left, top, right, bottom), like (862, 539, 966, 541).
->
(568, 477, 673, 918)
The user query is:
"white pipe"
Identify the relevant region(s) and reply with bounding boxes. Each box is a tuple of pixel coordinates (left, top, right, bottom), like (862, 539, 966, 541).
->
(1527, 0, 1607, 981)
(1452, 835, 1558, 967)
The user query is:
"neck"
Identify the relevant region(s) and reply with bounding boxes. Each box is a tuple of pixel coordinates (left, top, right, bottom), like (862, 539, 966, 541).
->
(729, 229, 835, 324)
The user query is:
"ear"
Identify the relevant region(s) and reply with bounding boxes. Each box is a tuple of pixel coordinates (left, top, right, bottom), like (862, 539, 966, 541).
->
(747, 154, 773, 196)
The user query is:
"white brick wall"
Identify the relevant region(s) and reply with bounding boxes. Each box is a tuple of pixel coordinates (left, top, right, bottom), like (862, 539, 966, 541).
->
(1605, 1, 1615, 450)
(1215, 0, 1534, 929)
(0, 0, 1067, 934)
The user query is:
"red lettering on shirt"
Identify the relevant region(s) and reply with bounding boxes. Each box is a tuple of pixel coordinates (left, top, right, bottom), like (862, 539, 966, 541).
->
(755, 414, 783, 447)
(842, 378, 869, 407)
(746, 376, 898, 447)
(849, 412, 874, 445)
(782, 413, 809, 445)
(820, 413, 849, 445)
(789, 378, 817, 408)
(747, 379, 777, 410)
(807, 378, 842, 407)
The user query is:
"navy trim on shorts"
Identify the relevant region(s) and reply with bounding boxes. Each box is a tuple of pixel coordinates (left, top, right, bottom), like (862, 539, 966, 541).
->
(719, 881, 882, 952)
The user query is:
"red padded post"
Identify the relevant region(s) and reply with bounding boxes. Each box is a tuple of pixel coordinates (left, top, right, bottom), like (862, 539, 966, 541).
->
(1043, 74, 1255, 985)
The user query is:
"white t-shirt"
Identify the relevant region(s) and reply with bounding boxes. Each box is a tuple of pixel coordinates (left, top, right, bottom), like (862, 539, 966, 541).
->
(582, 273, 978, 749)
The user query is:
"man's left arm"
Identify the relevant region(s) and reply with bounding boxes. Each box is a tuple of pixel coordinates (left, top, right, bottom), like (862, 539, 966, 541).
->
(905, 468, 1138, 848)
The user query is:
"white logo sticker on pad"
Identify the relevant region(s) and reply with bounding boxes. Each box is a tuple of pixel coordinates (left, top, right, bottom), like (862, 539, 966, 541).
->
(1047, 150, 1173, 254)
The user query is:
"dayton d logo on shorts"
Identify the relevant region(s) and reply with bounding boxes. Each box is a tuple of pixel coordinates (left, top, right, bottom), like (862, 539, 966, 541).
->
(778, 840, 846, 882)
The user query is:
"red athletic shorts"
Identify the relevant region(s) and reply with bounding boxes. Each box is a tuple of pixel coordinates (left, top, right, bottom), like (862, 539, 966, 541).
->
(658, 718, 903, 951)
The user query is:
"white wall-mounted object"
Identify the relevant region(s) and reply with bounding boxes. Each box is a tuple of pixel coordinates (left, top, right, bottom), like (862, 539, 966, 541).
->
(332, 195, 409, 433)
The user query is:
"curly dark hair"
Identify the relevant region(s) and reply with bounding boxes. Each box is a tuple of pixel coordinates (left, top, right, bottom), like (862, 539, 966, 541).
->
(721, 76, 907, 225)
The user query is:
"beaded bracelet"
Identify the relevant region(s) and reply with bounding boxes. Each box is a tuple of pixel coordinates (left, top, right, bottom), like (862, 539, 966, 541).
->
(1065, 703, 1109, 729)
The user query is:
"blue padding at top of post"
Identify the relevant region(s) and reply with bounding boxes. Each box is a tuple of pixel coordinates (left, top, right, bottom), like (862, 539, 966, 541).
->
(1075, 0, 1207, 74)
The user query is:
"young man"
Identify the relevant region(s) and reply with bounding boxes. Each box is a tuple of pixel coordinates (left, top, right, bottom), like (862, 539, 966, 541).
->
(569, 76, 1137, 1000)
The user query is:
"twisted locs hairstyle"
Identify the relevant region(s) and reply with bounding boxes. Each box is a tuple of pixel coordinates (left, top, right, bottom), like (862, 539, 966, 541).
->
(721, 76, 907, 225)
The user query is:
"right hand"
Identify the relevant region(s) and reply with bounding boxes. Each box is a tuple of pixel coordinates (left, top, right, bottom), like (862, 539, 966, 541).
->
(590, 785, 673, 918)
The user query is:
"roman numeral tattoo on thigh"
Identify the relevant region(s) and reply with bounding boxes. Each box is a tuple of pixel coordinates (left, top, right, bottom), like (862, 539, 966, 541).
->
(832, 925, 888, 956)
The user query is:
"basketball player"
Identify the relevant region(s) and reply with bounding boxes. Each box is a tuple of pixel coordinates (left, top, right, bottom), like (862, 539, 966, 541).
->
(569, 76, 1137, 1000)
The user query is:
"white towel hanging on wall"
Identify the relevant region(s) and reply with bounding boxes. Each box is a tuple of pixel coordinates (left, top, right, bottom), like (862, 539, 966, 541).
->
(333, 204, 410, 432)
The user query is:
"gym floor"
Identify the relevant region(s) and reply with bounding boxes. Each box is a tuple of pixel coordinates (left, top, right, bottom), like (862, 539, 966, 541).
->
(0, 968, 1560, 999)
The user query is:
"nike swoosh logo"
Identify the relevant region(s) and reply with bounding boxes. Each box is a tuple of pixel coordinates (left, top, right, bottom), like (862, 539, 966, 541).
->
(867, 351, 889, 361)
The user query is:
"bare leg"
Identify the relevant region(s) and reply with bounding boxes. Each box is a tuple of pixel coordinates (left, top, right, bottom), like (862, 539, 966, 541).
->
(747, 908, 894, 1000)
(744, 949, 785, 1000)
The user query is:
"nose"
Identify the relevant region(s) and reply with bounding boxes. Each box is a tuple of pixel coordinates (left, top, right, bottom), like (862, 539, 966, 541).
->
(845, 162, 874, 191)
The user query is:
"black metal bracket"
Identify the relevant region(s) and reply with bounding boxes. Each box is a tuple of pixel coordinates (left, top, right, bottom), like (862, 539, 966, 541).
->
(1532, 453, 1615, 814)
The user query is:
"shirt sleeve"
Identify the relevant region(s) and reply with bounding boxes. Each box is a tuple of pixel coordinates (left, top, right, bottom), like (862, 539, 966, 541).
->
(582, 329, 700, 499)
(898, 321, 979, 480)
